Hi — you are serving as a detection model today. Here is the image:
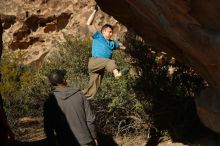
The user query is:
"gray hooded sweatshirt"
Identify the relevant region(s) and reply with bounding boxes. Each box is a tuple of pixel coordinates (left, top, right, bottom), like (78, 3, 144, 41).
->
(53, 87, 96, 145)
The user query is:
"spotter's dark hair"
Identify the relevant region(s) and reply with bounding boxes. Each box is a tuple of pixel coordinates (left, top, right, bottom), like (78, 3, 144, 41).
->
(48, 69, 67, 86)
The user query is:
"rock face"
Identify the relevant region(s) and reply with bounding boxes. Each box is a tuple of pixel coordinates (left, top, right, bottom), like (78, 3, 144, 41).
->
(0, 0, 126, 65)
(96, 0, 220, 133)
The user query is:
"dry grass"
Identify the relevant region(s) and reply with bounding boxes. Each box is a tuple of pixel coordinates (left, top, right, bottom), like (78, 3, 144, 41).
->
(13, 117, 220, 146)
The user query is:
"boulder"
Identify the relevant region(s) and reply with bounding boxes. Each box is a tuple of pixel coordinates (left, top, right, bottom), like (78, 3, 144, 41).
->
(96, 0, 220, 134)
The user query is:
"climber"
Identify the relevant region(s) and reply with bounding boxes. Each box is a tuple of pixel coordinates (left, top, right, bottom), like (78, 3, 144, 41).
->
(83, 6, 129, 98)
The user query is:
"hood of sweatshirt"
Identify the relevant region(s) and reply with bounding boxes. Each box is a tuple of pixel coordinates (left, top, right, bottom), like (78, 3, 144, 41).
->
(53, 86, 80, 100)
(92, 31, 103, 39)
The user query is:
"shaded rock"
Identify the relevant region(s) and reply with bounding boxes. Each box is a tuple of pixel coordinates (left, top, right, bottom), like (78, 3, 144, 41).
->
(96, 0, 220, 133)
(195, 87, 220, 134)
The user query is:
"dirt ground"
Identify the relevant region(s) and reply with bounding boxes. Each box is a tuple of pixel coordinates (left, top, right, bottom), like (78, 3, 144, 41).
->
(10, 117, 220, 146)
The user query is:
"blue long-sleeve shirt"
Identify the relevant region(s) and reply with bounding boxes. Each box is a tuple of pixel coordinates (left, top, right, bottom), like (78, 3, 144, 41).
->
(92, 31, 119, 59)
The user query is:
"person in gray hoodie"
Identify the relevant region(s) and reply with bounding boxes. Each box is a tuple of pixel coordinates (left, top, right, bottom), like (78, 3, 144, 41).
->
(44, 69, 98, 146)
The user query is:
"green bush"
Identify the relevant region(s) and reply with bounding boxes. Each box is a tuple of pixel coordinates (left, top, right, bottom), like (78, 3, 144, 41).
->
(0, 50, 50, 126)
(124, 33, 206, 139)
(1, 34, 206, 140)
(40, 36, 91, 89)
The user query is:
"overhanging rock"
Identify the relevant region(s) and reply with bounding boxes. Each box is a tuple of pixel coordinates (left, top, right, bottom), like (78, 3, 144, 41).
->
(96, 0, 220, 133)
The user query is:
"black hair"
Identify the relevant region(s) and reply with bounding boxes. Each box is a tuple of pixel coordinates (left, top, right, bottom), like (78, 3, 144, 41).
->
(48, 69, 67, 86)
(101, 24, 113, 33)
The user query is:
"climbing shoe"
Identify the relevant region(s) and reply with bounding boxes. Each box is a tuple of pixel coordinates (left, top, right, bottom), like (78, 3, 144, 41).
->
(120, 67, 129, 75)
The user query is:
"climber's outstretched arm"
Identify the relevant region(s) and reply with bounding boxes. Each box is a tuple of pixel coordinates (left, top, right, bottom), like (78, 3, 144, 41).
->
(87, 5, 98, 26)
(87, 4, 99, 33)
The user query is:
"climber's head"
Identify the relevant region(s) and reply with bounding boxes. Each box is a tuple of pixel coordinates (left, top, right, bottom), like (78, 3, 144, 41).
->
(101, 24, 113, 40)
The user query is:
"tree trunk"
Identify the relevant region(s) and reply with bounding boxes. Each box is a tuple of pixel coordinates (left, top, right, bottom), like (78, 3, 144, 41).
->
(0, 18, 2, 59)
(0, 17, 10, 146)
(0, 18, 3, 101)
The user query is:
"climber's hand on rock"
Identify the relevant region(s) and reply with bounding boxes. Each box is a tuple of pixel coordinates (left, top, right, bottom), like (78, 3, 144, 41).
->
(119, 42, 126, 50)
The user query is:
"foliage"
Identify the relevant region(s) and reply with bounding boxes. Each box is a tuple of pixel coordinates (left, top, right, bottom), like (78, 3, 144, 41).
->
(40, 36, 91, 89)
(124, 33, 206, 139)
(1, 34, 206, 141)
(0, 50, 50, 126)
